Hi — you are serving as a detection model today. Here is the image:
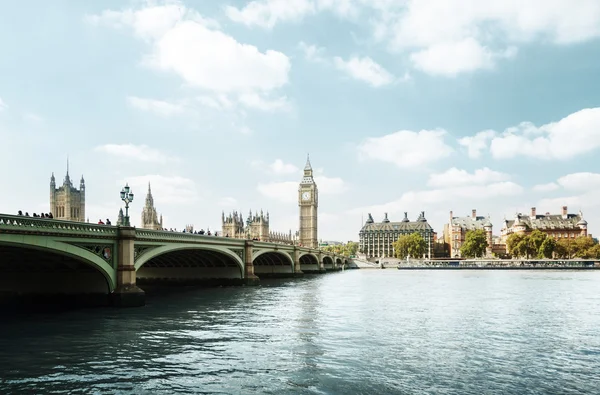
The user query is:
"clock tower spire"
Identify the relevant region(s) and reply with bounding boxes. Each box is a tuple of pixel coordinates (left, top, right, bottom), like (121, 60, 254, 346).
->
(299, 154, 318, 248)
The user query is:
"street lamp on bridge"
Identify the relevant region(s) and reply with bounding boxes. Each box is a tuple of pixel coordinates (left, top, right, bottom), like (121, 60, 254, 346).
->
(120, 183, 134, 226)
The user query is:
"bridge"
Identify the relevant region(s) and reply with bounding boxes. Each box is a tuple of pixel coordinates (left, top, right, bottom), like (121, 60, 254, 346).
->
(0, 214, 348, 307)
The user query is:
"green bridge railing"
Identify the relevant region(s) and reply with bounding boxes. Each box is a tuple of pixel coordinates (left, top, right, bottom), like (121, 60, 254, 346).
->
(0, 214, 118, 237)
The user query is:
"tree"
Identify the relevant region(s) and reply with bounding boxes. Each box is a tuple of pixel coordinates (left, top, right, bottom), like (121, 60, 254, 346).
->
(575, 236, 595, 257)
(506, 233, 525, 257)
(529, 230, 547, 253)
(556, 238, 576, 258)
(539, 237, 556, 258)
(393, 233, 426, 259)
(460, 229, 488, 258)
(585, 244, 600, 259)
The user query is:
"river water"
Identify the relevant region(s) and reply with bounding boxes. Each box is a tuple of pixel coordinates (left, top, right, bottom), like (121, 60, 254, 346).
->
(1, 270, 600, 394)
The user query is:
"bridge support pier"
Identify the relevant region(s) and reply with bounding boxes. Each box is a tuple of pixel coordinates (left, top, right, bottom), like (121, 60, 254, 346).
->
(244, 241, 260, 286)
(293, 248, 304, 277)
(111, 227, 145, 307)
(317, 252, 326, 273)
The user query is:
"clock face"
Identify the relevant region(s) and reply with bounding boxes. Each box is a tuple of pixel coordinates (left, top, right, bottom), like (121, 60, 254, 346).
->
(302, 191, 311, 201)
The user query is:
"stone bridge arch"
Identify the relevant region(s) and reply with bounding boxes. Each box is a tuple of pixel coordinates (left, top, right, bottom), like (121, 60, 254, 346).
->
(134, 244, 245, 285)
(323, 256, 334, 270)
(299, 252, 320, 273)
(252, 250, 294, 277)
(336, 258, 343, 266)
(0, 236, 116, 297)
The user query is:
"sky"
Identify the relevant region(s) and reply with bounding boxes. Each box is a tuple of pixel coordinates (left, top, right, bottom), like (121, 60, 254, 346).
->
(1, 0, 600, 242)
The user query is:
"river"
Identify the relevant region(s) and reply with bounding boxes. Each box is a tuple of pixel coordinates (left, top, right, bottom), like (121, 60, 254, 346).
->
(1, 270, 600, 394)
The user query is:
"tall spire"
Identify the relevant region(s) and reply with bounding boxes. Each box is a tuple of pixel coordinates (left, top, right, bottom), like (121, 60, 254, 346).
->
(64, 156, 71, 185)
(304, 153, 312, 170)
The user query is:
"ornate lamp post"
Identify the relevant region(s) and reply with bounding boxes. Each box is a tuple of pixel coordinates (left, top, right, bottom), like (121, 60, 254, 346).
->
(120, 183, 134, 226)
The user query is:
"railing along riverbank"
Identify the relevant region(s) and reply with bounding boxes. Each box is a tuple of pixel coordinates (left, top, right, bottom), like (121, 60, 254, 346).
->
(394, 259, 600, 270)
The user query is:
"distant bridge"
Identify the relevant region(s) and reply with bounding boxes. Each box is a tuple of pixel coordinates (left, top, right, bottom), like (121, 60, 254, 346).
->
(0, 214, 347, 307)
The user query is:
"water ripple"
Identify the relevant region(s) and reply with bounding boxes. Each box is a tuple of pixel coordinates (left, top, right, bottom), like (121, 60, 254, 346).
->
(1, 271, 600, 394)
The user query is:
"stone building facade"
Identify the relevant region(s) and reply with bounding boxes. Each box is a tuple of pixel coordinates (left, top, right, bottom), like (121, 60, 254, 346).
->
(140, 183, 163, 230)
(445, 209, 493, 258)
(298, 156, 318, 248)
(50, 166, 85, 222)
(500, 206, 588, 243)
(358, 212, 434, 259)
(221, 210, 296, 244)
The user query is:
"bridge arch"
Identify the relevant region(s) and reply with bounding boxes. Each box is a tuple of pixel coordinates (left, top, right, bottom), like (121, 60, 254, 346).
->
(253, 250, 294, 277)
(0, 238, 116, 294)
(323, 256, 334, 270)
(135, 244, 245, 283)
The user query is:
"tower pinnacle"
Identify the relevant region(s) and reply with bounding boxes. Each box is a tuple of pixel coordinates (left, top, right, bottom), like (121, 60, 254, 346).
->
(304, 153, 312, 170)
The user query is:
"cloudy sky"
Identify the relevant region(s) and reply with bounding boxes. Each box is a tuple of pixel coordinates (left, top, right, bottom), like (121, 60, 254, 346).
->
(1, 0, 600, 242)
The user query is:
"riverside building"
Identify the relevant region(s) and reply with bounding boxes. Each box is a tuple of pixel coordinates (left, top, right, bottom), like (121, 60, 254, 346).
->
(445, 209, 493, 258)
(500, 206, 589, 243)
(358, 212, 434, 259)
(50, 163, 85, 222)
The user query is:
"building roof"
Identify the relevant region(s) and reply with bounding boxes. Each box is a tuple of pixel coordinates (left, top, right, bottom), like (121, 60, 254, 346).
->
(360, 212, 433, 232)
(451, 215, 489, 231)
(503, 212, 585, 231)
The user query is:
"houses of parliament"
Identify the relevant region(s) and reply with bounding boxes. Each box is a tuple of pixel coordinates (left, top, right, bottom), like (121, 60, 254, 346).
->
(48, 156, 320, 248)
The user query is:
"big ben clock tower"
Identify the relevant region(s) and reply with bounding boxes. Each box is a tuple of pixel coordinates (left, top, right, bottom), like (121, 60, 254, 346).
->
(299, 155, 318, 248)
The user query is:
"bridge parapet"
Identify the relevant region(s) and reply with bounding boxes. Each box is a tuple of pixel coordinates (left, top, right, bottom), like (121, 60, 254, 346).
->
(0, 214, 118, 237)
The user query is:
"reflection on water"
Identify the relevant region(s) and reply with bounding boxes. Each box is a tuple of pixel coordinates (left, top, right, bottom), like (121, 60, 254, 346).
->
(1, 271, 600, 394)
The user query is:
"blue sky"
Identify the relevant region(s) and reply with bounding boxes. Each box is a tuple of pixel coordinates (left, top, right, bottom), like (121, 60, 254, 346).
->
(1, 0, 600, 242)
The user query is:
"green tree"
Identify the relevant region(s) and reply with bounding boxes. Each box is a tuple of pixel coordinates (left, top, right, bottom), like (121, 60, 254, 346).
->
(529, 230, 548, 253)
(393, 233, 426, 259)
(460, 229, 488, 258)
(556, 238, 576, 258)
(344, 242, 359, 256)
(585, 244, 600, 259)
(539, 237, 556, 258)
(506, 233, 525, 257)
(575, 236, 595, 257)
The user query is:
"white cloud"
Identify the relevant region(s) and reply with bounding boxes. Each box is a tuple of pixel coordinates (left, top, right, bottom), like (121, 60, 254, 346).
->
(333, 56, 395, 87)
(349, 182, 523, 218)
(269, 159, 299, 175)
(89, 2, 290, 94)
(218, 197, 238, 207)
(409, 39, 517, 76)
(257, 181, 297, 203)
(557, 172, 600, 191)
(238, 93, 290, 112)
(428, 167, 510, 188)
(357, 129, 453, 168)
(127, 96, 185, 116)
(225, 0, 315, 29)
(0, 97, 7, 111)
(85, 2, 219, 40)
(487, 107, 600, 160)
(95, 144, 177, 164)
(314, 175, 348, 194)
(119, 174, 198, 205)
(239, 125, 253, 135)
(298, 41, 326, 63)
(458, 130, 495, 159)
(257, 173, 347, 203)
(532, 182, 559, 192)
(379, 0, 600, 74)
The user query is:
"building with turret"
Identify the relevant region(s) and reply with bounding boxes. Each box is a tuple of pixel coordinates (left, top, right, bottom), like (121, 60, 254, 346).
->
(221, 210, 296, 244)
(500, 206, 589, 243)
(358, 212, 434, 259)
(445, 209, 493, 258)
(141, 183, 163, 230)
(50, 162, 85, 222)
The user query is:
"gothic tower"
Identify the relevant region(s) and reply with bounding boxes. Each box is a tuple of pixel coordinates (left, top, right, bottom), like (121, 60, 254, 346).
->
(141, 182, 163, 230)
(298, 155, 318, 248)
(50, 160, 85, 222)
